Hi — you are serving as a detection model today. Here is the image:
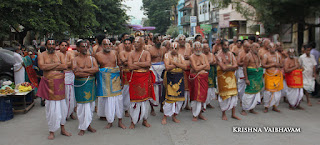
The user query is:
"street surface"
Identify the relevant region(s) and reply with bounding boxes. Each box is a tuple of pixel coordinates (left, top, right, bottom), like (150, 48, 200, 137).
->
(1, 98, 320, 145)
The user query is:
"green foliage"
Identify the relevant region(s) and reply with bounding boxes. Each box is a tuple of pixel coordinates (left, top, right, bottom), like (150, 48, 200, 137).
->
(166, 25, 179, 38)
(142, 0, 177, 34)
(0, 0, 128, 42)
(211, 0, 320, 35)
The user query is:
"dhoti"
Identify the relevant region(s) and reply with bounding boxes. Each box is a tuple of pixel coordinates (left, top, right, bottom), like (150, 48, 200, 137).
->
(150, 62, 165, 106)
(217, 66, 238, 111)
(242, 67, 263, 110)
(189, 73, 208, 117)
(264, 70, 283, 107)
(162, 69, 185, 116)
(75, 77, 96, 130)
(96, 67, 123, 122)
(46, 100, 67, 132)
(65, 71, 75, 118)
(122, 70, 131, 111)
(285, 69, 304, 107)
(206, 65, 217, 105)
(36, 73, 66, 132)
(129, 70, 155, 124)
(236, 67, 246, 100)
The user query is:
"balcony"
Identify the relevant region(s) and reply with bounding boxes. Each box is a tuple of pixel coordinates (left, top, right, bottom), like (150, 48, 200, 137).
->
(181, 15, 190, 26)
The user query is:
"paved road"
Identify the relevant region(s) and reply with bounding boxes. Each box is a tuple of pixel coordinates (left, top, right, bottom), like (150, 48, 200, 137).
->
(1, 97, 320, 145)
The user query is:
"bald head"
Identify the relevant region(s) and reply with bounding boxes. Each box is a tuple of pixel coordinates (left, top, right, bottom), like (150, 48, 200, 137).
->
(203, 43, 210, 54)
(134, 36, 145, 50)
(263, 39, 270, 48)
(102, 39, 112, 52)
(250, 43, 260, 54)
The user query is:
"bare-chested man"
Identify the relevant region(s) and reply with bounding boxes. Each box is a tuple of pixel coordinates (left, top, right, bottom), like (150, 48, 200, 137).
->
(284, 48, 304, 110)
(216, 40, 241, 121)
(258, 39, 270, 59)
(93, 34, 106, 55)
(146, 35, 167, 116)
(72, 40, 99, 136)
(161, 42, 187, 125)
(212, 38, 222, 54)
(128, 36, 155, 129)
(37, 39, 71, 140)
(241, 43, 263, 115)
(59, 40, 76, 120)
(237, 42, 249, 108)
(117, 33, 130, 53)
(119, 38, 133, 117)
(262, 42, 283, 113)
(176, 34, 193, 110)
(189, 42, 210, 121)
(276, 42, 289, 101)
(203, 43, 216, 108)
(231, 40, 243, 56)
(95, 39, 126, 129)
(229, 36, 238, 50)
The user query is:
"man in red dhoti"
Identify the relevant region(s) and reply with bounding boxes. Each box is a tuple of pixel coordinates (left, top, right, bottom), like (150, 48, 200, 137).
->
(128, 36, 155, 129)
(189, 42, 210, 121)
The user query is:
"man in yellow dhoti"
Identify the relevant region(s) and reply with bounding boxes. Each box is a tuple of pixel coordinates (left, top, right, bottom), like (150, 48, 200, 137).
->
(262, 42, 283, 113)
(216, 40, 241, 121)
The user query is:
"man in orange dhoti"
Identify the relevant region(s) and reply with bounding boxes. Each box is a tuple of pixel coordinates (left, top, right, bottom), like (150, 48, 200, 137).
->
(284, 49, 304, 110)
(262, 42, 283, 113)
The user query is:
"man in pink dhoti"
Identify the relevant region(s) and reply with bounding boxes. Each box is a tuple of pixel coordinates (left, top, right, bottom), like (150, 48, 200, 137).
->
(37, 39, 71, 140)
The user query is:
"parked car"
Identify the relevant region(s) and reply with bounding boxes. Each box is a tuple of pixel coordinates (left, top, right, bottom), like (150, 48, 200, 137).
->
(0, 49, 15, 86)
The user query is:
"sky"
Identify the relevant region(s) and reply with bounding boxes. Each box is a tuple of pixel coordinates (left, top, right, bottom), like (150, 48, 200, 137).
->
(121, 0, 147, 25)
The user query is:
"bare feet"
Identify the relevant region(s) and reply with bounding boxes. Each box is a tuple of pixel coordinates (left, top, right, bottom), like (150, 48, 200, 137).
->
(70, 113, 77, 120)
(78, 130, 85, 136)
(150, 110, 156, 116)
(308, 102, 312, 106)
(61, 130, 72, 137)
(118, 120, 127, 129)
(125, 111, 130, 117)
(100, 117, 107, 121)
(48, 132, 54, 140)
(198, 114, 207, 120)
(272, 107, 281, 112)
(264, 108, 268, 113)
(105, 123, 113, 129)
(172, 116, 180, 123)
(161, 117, 167, 125)
(289, 106, 295, 110)
(297, 105, 305, 110)
(87, 125, 96, 133)
(207, 104, 214, 109)
(185, 106, 191, 110)
(129, 122, 135, 129)
(249, 109, 258, 114)
(231, 115, 241, 120)
(222, 113, 228, 121)
(240, 110, 247, 116)
(192, 116, 198, 121)
(142, 120, 151, 127)
(318, 100, 320, 104)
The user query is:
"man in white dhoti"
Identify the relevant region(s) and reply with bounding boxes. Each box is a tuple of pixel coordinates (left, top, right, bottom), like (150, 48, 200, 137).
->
(119, 38, 133, 117)
(203, 43, 217, 108)
(73, 40, 99, 136)
(216, 40, 241, 120)
(13, 51, 25, 85)
(237, 42, 248, 104)
(162, 42, 187, 124)
(284, 48, 304, 110)
(37, 39, 71, 140)
(60, 40, 76, 120)
(299, 44, 317, 106)
(241, 43, 263, 115)
(262, 42, 283, 113)
(95, 39, 126, 129)
(146, 34, 167, 116)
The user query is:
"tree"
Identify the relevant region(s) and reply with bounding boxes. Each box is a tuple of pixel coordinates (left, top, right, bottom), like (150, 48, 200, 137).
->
(142, 0, 177, 34)
(92, 0, 129, 35)
(211, 0, 320, 52)
(166, 25, 179, 38)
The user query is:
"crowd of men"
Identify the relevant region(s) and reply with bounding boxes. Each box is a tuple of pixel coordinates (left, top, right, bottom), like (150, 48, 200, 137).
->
(17, 33, 320, 140)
